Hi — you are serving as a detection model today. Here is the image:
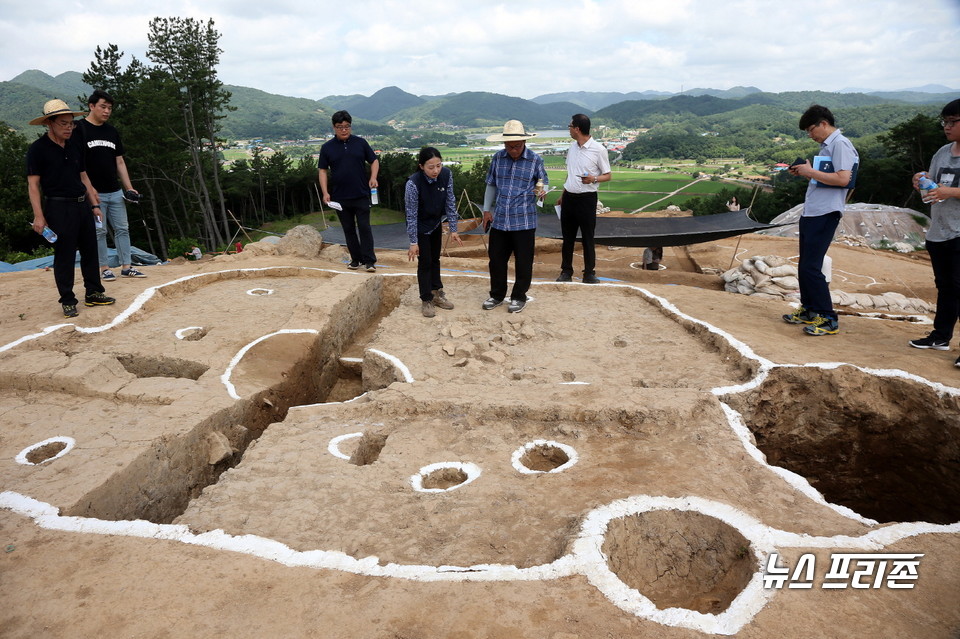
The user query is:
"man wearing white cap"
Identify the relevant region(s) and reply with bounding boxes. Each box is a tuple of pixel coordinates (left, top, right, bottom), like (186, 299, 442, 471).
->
(481, 120, 548, 313)
(26, 99, 115, 318)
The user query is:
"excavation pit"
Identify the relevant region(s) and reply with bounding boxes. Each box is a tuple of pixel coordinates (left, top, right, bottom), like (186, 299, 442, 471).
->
(116, 354, 209, 380)
(513, 440, 578, 474)
(601, 510, 755, 614)
(727, 366, 960, 524)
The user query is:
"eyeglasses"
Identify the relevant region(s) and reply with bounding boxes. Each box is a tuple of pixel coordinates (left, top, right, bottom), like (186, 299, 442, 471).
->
(52, 119, 76, 128)
(333, 124, 351, 131)
(940, 118, 960, 128)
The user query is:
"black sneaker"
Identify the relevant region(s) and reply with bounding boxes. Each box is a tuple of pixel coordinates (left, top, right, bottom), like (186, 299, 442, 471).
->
(347, 261, 360, 270)
(62, 303, 78, 318)
(909, 334, 950, 351)
(955, 356, 960, 369)
(365, 263, 376, 272)
(556, 272, 572, 282)
(582, 273, 600, 284)
(803, 315, 839, 336)
(783, 307, 819, 325)
(508, 298, 526, 313)
(84, 291, 116, 307)
(482, 297, 503, 310)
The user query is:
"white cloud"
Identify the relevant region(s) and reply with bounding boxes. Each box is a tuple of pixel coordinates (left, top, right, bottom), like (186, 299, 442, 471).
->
(1, 0, 957, 101)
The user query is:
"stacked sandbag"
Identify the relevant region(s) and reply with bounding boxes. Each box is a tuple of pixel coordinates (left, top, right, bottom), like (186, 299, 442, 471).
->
(721, 255, 935, 314)
(721, 255, 799, 299)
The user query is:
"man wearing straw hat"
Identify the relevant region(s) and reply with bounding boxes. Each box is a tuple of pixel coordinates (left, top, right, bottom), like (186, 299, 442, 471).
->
(481, 120, 548, 313)
(26, 99, 115, 318)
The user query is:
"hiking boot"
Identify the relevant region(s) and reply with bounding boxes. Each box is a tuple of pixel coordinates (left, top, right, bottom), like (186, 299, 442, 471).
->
(783, 307, 819, 324)
(101, 269, 116, 282)
(909, 334, 950, 350)
(84, 291, 116, 307)
(432, 289, 454, 310)
(508, 298, 526, 313)
(62, 303, 78, 318)
(482, 297, 503, 310)
(121, 267, 147, 278)
(365, 263, 376, 272)
(421, 300, 436, 318)
(803, 315, 838, 336)
(347, 261, 360, 270)
(556, 272, 572, 282)
(582, 273, 600, 284)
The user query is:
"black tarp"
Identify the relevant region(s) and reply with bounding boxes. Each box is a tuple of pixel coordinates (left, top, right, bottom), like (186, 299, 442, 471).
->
(319, 210, 782, 250)
(535, 209, 784, 247)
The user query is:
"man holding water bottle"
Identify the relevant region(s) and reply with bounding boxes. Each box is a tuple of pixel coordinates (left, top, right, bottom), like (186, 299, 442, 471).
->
(556, 113, 611, 284)
(908, 99, 960, 365)
(26, 99, 115, 318)
(318, 110, 380, 272)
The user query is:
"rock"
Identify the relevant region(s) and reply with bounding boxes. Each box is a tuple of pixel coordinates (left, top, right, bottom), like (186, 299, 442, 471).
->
(278, 225, 324, 258)
(455, 343, 476, 358)
(480, 350, 507, 364)
(562, 371, 576, 382)
(449, 324, 469, 339)
(207, 431, 234, 465)
(453, 358, 469, 367)
(442, 342, 457, 356)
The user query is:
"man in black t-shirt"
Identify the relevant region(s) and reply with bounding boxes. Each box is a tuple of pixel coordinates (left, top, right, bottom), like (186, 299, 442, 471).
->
(26, 99, 115, 317)
(76, 89, 146, 281)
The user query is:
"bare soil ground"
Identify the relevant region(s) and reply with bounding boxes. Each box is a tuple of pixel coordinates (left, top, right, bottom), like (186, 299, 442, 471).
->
(1, 229, 957, 639)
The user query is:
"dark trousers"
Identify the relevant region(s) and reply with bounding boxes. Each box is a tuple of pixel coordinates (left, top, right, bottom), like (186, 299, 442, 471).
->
(926, 236, 960, 342)
(560, 190, 598, 276)
(488, 227, 535, 302)
(798, 211, 841, 320)
(416, 225, 444, 301)
(44, 200, 104, 306)
(338, 196, 376, 265)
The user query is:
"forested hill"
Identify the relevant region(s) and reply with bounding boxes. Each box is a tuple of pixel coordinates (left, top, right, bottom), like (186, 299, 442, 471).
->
(1, 69, 954, 140)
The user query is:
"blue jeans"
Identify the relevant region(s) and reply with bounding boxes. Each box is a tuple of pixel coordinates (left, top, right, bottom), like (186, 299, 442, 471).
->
(96, 189, 131, 268)
(798, 212, 841, 320)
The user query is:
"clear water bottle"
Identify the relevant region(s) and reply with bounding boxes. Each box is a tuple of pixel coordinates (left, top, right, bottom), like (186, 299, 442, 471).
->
(41, 226, 58, 243)
(918, 172, 939, 203)
(370, 188, 379, 206)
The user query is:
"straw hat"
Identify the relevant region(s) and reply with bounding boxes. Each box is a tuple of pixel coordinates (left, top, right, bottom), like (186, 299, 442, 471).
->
(486, 120, 538, 142)
(29, 99, 88, 126)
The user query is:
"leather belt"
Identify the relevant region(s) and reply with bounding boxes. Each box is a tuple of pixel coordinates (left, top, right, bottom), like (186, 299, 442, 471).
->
(46, 195, 86, 202)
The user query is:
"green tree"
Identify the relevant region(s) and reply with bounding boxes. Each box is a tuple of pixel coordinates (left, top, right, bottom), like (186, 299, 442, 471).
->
(0, 124, 33, 260)
(147, 17, 234, 246)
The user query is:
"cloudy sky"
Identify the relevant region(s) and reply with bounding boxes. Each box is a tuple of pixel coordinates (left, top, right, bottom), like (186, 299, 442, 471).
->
(2, 0, 958, 100)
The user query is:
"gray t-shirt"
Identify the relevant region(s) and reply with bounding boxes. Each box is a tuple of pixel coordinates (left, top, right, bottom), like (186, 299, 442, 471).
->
(925, 142, 960, 243)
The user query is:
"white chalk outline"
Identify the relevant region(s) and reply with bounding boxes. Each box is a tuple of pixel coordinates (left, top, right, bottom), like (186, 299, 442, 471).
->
(175, 326, 205, 340)
(14, 436, 75, 465)
(512, 440, 579, 474)
(220, 329, 319, 400)
(1, 267, 958, 635)
(246, 288, 274, 296)
(328, 433, 363, 460)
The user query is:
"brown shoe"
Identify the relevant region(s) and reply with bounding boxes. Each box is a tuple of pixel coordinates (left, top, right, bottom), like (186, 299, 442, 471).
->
(421, 300, 436, 318)
(432, 289, 454, 310)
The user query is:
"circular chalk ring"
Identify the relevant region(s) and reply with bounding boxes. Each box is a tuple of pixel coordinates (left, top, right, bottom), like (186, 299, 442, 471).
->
(15, 436, 76, 466)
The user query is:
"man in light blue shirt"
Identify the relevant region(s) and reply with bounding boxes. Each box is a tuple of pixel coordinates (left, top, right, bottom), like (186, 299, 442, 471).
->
(783, 105, 859, 336)
(481, 120, 547, 313)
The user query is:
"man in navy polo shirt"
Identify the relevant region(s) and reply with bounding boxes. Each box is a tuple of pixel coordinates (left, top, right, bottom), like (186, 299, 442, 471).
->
(26, 99, 115, 318)
(318, 111, 380, 271)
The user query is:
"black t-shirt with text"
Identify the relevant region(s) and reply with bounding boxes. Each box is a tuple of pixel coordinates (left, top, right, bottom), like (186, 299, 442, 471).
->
(74, 118, 125, 193)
